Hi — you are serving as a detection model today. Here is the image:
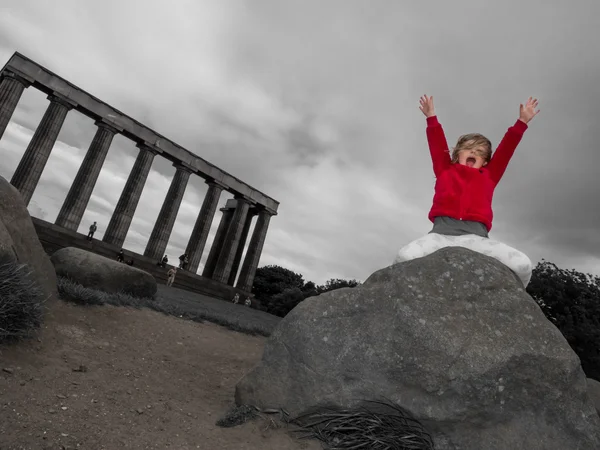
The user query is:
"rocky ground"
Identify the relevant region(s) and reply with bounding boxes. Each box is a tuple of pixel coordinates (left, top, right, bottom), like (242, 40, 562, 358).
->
(0, 291, 319, 450)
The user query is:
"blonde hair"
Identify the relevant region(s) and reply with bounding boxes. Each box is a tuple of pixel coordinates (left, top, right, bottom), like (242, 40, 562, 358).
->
(450, 133, 492, 164)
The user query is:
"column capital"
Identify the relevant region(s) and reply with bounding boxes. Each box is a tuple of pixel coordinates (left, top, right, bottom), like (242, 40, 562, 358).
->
(3, 70, 33, 87)
(94, 119, 122, 134)
(172, 161, 195, 174)
(205, 178, 227, 190)
(136, 141, 163, 155)
(233, 193, 256, 206)
(255, 204, 277, 216)
(47, 93, 77, 110)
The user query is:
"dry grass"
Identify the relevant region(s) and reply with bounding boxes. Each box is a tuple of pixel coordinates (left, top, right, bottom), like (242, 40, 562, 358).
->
(220, 399, 436, 449)
(0, 254, 47, 344)
(57, 277, 272, 336)
(287, 399, 435, 449)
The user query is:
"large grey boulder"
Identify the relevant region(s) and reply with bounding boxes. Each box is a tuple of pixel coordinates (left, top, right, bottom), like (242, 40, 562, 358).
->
(0, 176, 57, 299)
(587, 378, 600, 416)
(51, 247, 157, 298)
(235, 247, 600, 449)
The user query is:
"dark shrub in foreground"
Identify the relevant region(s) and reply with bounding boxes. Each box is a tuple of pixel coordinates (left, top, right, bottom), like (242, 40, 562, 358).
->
(0, 254, 47, 344)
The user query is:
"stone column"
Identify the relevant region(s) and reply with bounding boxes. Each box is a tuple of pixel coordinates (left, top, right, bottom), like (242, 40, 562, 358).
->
(55, 121, 119, 231)
(184, 180, 225, 273)
(201, 200, 236, 279)
(103, 143, 158, 247)
(0, 72, 31, 141)
(236, 209, 273, 292)
(227, 209, 257, 286)
(11, 94, 73, 205)
(143, 163, 192, 260)
(211, 197, 251, 284)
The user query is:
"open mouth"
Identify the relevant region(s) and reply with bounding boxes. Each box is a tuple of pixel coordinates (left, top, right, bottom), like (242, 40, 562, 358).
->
(466, 157, 476, 167)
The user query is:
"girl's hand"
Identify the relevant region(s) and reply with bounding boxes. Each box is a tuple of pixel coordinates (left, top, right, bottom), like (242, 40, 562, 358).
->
(519, 97, 540, 124)
(419, 95, 436, 118)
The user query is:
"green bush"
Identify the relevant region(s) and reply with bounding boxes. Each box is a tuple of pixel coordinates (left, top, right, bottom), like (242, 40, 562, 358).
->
(527, 260, 600, 381)
(0, 255, 47, 344)
(251, 265, 362, 317)
(252, 265, 306, 303)
(261, 287, 306, 317)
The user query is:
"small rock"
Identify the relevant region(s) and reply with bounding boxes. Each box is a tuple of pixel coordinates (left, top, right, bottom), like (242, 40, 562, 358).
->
(2, 368, 14, 374)
(72, 365, 87, 373)
(19, 380, 26, 386)
(136, 408, 144, 414)
(61, 406, 68, 411)
(48, 409, 57, 414)
(57, 394, 67, 399)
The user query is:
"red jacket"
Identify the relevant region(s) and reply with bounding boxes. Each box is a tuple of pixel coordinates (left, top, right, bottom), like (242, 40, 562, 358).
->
(426, 116, 528, 231)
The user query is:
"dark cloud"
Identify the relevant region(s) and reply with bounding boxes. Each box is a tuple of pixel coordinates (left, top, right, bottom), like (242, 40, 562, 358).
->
(0, 0, 599, 283)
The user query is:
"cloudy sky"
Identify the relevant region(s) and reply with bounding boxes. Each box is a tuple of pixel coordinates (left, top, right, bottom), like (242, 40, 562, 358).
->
(0, 0, 598, 285)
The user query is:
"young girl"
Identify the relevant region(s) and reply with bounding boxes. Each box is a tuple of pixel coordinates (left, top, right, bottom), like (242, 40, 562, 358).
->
(394, 95, 540, 287)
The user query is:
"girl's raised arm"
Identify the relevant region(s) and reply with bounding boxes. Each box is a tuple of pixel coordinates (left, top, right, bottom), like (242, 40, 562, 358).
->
(420, 95, 450, 177)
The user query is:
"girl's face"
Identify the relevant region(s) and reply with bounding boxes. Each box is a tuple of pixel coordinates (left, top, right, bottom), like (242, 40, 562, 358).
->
(457, 146, 488, 169)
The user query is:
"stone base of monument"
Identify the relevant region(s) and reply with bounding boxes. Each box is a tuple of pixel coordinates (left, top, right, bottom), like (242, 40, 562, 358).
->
(234, 247, 600, 450)
(51, 247, 157, 299)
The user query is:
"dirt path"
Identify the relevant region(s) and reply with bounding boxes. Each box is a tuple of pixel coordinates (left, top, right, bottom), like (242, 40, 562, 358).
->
(0, 299, 320, 450)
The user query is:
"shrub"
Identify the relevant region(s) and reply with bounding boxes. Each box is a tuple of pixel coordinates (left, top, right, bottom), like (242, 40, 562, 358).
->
(261, 287, 306, 317)
(252, 265, 305, 303)
(0, 255, 47, 344)
(527, 260, 600, 380)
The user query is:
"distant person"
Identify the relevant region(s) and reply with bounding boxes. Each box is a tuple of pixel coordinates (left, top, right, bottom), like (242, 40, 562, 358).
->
(166, 267, 177, 287)
(179, 253, 189, 269)
(87, 221, 97, 241)
(232, 293, 240, 304)
(160, 255, 168, 267)
(244, 297, 251, 307)
(116, 249, 124, 263)
(126, 259, 134, 266)
(394, 95, 540, 287)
